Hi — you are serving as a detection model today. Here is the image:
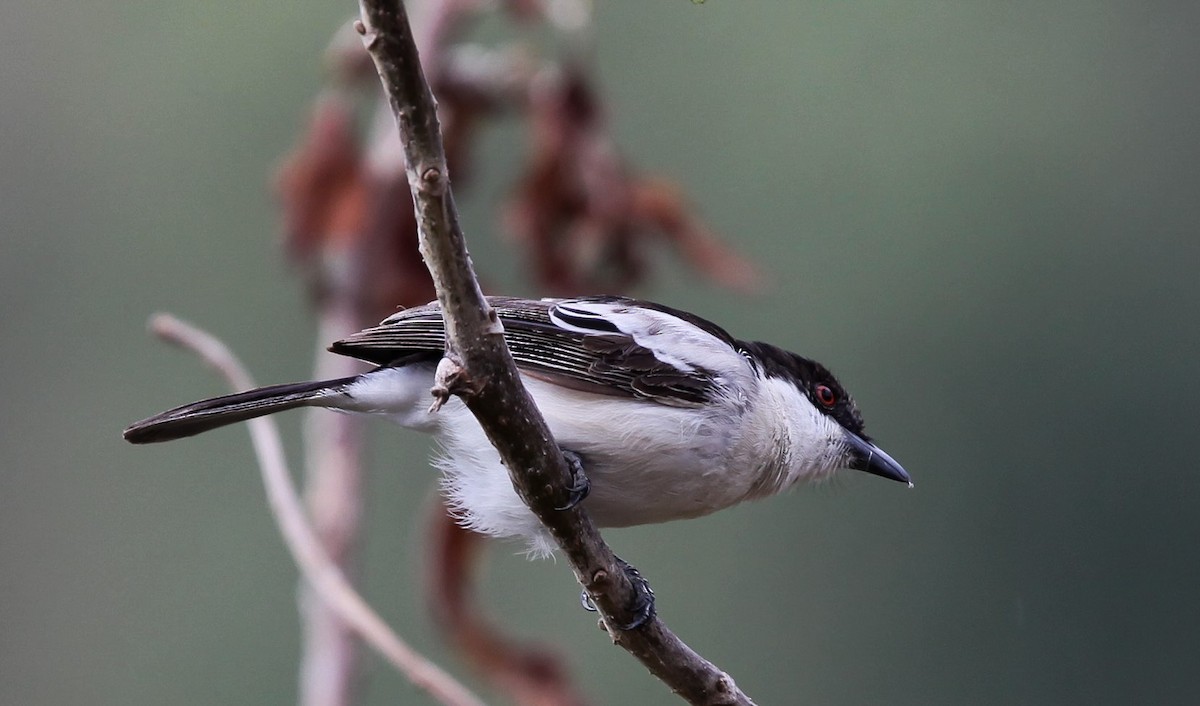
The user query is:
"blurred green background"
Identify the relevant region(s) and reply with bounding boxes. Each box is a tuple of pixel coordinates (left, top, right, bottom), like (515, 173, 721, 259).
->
(3, 2, 1199, 704)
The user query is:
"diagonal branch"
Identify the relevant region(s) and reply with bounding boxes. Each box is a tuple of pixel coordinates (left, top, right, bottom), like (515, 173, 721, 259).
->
(149, 313, 487, 706)
(353, 2, 756, 704)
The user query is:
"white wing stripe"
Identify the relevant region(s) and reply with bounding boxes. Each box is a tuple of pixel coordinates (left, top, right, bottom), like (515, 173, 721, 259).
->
(551, 299, 748, 378)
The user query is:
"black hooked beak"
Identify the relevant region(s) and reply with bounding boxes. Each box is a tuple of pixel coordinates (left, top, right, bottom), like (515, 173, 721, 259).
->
(844, 432, 912, 487)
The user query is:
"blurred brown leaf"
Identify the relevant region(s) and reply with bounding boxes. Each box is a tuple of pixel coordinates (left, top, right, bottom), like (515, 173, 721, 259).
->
(506, 64, 761, 295)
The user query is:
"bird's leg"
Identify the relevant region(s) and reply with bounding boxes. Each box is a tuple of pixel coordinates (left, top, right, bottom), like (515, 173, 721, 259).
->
(555, 451, 655, 629)
(580, 555, 656, 631)
(555, 449, 590, 511)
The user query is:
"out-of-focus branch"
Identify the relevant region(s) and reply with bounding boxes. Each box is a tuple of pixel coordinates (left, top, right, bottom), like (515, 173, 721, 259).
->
(276, 37, 377, 704)
(298, 304, 371, 706)
(148, 313, 487, 706)
(280, 14, 577, 704)
(276, 22, 438, 704)
(353, 3, 756, 704)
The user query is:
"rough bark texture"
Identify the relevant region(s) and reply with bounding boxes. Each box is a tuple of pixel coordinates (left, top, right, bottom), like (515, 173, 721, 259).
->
(354, 2, 756, 704)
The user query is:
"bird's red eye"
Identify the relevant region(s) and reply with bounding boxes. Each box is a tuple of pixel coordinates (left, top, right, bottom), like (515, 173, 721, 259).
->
(815, 384, 837, 408)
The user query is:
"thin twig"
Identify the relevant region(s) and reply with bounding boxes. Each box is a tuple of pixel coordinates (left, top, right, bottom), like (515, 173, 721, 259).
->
(353, 3, 755, 704)
(149, 313, 488, 706)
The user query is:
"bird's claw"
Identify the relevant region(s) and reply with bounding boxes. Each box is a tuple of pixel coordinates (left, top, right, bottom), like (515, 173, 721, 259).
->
(580, 556, 656, 631)
(555, 449, 590, 511)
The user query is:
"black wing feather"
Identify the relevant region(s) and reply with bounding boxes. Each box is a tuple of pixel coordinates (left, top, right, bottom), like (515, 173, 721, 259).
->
(329, 297, 721, 405)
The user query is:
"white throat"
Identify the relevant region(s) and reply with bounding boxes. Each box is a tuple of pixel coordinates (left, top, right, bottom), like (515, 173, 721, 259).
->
(737, 375, 847, 498)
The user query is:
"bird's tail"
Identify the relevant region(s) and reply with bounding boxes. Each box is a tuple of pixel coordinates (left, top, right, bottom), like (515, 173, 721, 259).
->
(123, 376, 359, 444)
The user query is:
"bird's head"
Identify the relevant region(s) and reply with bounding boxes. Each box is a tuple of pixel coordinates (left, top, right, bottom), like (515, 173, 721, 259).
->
(739, 341, 912, 488)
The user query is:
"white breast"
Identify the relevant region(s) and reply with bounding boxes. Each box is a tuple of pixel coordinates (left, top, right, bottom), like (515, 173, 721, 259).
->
(432, 370, 778, 556)
(340, 341, 800, 558)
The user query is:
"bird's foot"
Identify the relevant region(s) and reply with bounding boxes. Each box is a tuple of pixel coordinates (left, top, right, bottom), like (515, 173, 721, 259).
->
(555, 449, 590, 511)
(580, 555, 656, 631)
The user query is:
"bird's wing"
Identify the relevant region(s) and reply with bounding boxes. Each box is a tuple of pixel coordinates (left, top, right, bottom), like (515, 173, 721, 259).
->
(329, 296, 748, 406)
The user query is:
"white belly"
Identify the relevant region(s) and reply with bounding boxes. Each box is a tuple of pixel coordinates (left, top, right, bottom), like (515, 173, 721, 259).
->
(428, 377, 757, 555)
(354, 363, 766, 555)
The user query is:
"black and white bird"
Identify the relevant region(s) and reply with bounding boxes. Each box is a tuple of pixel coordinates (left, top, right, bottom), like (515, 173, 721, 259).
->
(125, 296, 910, 558)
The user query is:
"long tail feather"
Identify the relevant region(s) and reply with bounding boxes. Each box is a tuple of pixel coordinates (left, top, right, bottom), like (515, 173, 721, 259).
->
(123, 376, 359, 444)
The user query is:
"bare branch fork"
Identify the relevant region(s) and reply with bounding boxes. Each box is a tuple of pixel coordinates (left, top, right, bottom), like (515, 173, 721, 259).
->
(354, 2, 755, 704)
